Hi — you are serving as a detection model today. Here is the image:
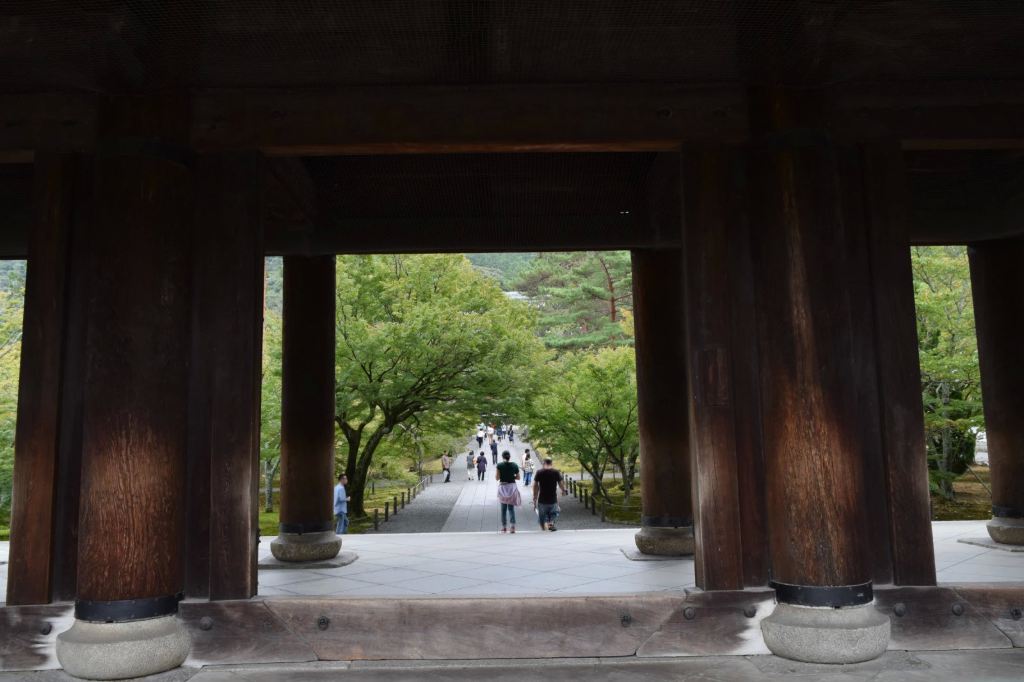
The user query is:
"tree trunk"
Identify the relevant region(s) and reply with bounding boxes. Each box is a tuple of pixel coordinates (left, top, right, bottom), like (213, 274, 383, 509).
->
(939, 384, 954, 500)
(262, 458, 280, 512)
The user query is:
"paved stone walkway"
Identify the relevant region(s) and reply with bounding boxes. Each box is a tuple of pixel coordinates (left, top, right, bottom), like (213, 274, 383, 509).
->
(379, 436, 607, 533)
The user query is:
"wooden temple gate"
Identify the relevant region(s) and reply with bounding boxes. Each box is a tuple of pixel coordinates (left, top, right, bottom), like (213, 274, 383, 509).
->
(0, 3, 1022, 678)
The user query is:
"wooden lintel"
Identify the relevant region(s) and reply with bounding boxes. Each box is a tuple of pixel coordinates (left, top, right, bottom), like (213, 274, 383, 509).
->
(0, 94, 98, 152)
(831, 81, 1024, 148)
(191, 85, 748, 155)
(266, 214, 672, 255)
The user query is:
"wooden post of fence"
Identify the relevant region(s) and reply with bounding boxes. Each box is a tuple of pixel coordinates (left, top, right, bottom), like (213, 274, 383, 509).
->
(601, 500, 606, 522)
(401, 491, 406, 509)
(374, 508, 379, 530)
(583, 489, 588, 509)
(384, 501, 390, 522)
(371, 481, 375, 495)
(394, 495, 399, 513)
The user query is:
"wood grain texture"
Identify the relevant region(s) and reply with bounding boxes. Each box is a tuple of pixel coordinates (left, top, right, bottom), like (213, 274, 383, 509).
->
(682, 148, 749, 590)
(6, 155, 75, 605)
(188, 153, 265, 599)
(631, 248, 693, 526)
(747, 90, 871, 588)
(863, 143, 936, 585)
(77, 144, 193, 602)
(969, 237, 1024, 517)
(279, 256, 336, 529)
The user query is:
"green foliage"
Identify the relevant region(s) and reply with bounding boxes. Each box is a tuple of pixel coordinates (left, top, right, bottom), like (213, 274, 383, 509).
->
(529, 346, 640, 503)
(0, 260, 25, 529)
(259, 305, 283, 511)
(912, 246, 984, 499)
(465, 252, 537, 289)
(513, 251, 633, 350)
(334, 254, 545, 515)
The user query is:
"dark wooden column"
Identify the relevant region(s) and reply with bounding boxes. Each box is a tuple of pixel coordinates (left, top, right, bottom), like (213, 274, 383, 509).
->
(682, 148, 768, 590)
(630, 248, 694, 556)
(7, 155, 79, 604)
(272, 254, 340, 561)
(862, 144, 936, 582)
(748, 90, 874, 604)
(74, 97, 194, 618)
(969, 237, 1024, 545)
(185, 153, 266, 599)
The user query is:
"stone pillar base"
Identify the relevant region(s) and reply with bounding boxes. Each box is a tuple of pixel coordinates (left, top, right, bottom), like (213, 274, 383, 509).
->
(56, 614, 190, 680)
(987, 516, 1024, 545)
(761, 602, 889, 664)
(271, 530, 342, 562)
(634, 526, 694, 556)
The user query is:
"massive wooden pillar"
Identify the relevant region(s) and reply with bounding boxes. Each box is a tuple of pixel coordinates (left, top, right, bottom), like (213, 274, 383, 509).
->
(969, 237, 1024, 545)
(682, 148, 769, 590)
(55, 98, 193, 679)
(271, 255, 341, 562)
(185, 153, 266, 598)
(631, 248, 694, 556)
(748, 90, 888, 663)
(862, 144, 936, 582)
(7, 155, 83, 604)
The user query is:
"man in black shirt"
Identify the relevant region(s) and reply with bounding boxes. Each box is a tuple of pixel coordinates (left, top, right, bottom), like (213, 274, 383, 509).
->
(532, 458, 566, 531)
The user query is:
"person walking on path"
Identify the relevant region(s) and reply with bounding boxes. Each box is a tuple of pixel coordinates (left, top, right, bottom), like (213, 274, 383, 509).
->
(495, 451, 522, 533)
(521, 450, 535, 487)
(508, 425, 515, 444)
(476, 451, 488, 481)
(441, 452, 452, 483)
(466, 450, 476, 480)
(334, 473, 351, 535)
(490, 439, 499, 465)
(533, 458, 566, 531)
(476, 428, 485, 448)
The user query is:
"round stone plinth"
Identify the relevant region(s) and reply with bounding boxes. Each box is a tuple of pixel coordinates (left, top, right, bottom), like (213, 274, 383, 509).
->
(987, 516, 1024, 545)
(56, 614, 190, 680)
(634, 526, 694, 556)
(761, 602, 890, 664)
(270, 530, 342, 562)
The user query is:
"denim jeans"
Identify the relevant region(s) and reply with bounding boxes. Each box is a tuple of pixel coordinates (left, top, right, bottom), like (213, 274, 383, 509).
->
(537, 503, 559, 527)
(500, 503, 517, 527)
(524, 471, 533, 486)
(335, 513, 349, 535)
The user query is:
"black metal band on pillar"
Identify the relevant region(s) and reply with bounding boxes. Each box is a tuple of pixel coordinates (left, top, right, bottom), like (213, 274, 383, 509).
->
(641, 515, 693, 528)
(993, 505, 1024, 519)
(770, 581, 874, 608)
(278, 519, 334, 534)
(75, 592, 183, 623)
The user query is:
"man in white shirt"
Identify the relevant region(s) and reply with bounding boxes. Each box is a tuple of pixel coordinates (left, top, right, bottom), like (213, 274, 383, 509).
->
(333, 473, 350, 534)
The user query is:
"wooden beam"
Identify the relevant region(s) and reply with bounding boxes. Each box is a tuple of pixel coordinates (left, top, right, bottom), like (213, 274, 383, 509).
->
(0, 94, 97, 153)
(266, 214, 672, 255)
(192, 85, 748, 155)
(831, 82, 1024, 149)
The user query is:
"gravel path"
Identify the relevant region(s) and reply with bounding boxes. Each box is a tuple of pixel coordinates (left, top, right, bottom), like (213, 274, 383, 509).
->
(371, 474, 472, 534)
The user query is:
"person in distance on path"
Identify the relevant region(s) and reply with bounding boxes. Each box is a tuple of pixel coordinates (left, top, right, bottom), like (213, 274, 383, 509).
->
(495, 451, 522, 533)
(466, 449, 476, 480)
(441, 451, 452, 483)
(521, 450, 535, 487)
(533, 458, 566, 531)
(476, 451, 488, 481)
(490, 438, 499, 465)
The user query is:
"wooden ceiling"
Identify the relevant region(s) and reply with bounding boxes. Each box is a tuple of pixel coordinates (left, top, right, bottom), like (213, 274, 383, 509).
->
(2, 2, 1023, 92)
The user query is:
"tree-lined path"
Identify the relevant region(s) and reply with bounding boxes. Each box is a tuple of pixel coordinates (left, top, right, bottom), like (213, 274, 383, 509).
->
(375, 436, 606, 534)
